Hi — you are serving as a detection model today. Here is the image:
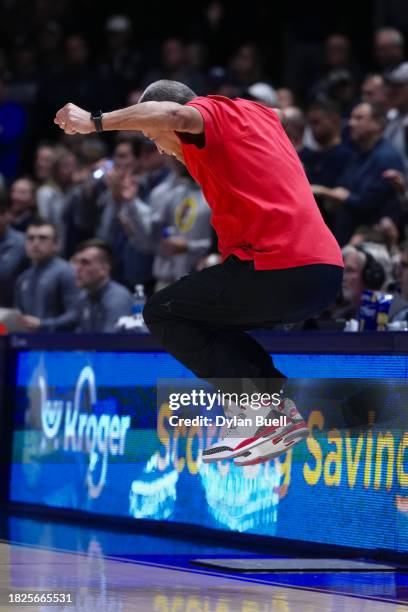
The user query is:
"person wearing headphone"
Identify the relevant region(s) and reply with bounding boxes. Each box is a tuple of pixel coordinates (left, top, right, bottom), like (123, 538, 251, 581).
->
(337, 243, 387, 321)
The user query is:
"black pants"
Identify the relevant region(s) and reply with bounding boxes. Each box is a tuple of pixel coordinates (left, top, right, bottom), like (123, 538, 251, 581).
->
(143, 256, 343, 394)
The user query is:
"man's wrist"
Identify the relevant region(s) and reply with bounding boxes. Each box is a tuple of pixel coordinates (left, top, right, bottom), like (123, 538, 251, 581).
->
(90, 110, 104, 132)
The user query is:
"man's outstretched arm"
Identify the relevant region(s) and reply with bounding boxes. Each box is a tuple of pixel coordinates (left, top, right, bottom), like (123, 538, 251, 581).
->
(54, 102, 204, 135)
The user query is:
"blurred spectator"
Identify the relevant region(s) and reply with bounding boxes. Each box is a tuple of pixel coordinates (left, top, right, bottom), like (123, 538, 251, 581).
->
(301, 101, 352, 187)
(0, 195, 27, 307)
(96, 168, 154, 290)
(282, 106, 306, 151)
(9, 177, 37, 232)
(373, 27, 405, 72)
(36, 20, 63, 75)
(14, 219, 79, 332)
(308, 35, 362, 106)
(383, 62, 408, 178)
(99, 15, 142, 92)
(37, 148, 78, 237)
(228, 43, 263, 88)
(276, 88, 295, 109)
(360, 74, 388, 107)
(325, 35, 355, 73)
(324, 69, 357, 118)
(33, 141, 56, 186)
(383, 168, 408, 212)
(0, 74, 27, 184)
(394, 240, 408, 301)
(313, 102, 404, 245)
(244, 82, 278, 107)
(62, 162, 107, 258)
(38, 33, 120, 139)
(138, 138, 171, 201)
(142, 37, 206, 95)
(8, 44, 39, 112)
(72, 239, 133, 332)
(118, 159, 212, 290)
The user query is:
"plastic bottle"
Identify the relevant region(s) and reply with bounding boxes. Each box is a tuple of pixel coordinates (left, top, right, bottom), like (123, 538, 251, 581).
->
(132, 284, 148, 332)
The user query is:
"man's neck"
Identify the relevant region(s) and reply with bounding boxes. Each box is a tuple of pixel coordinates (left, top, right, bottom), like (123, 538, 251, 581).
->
(317, 135, 341, 151)
(357, 134, 381, 153)
(33, 256, 54, 268)
(88, 277, 109, 296)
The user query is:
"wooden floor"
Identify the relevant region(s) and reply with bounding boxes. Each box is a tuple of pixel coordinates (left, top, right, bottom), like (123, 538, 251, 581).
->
(0, 542, 404, 611)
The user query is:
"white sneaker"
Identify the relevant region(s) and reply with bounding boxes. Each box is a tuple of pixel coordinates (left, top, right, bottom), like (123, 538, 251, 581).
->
(233, 398, 309, 466)
(202, 399, 290, 463)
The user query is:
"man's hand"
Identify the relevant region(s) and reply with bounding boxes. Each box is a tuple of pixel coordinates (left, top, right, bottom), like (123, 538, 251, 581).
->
(312, 185, 350, 203)
(312, 185, 332, 198)
(120, 173, 139, 203)
(117, 209, 135, 236)
(383, 169, 406, 195)
(327, 187, 350, 202)
(19, 314, 41, 331)
(374, 216, 400, 247)
(54, 103, 94, 134)
(161, 236, 188, 256)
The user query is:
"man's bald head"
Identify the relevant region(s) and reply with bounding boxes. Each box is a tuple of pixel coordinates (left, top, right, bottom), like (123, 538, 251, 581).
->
(139, 80, 197, 105)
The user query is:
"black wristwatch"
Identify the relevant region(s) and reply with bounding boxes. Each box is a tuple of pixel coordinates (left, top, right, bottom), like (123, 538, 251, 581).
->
(90, 110, 103, 132)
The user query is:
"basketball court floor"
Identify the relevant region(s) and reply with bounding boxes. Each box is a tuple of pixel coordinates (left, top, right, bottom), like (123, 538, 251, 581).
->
(0, 514, 406, 611)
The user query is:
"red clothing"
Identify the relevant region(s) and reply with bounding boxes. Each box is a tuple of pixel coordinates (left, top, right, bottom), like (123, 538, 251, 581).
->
(179, 95, 344, 270)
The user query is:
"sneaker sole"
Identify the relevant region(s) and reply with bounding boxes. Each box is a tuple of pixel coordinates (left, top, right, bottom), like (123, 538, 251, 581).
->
(234, 426, 309, 466)
(202, 421, 307, 464)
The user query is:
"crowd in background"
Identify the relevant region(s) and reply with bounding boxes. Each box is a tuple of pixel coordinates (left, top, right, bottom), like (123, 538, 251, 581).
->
(2, 0, 408, 332)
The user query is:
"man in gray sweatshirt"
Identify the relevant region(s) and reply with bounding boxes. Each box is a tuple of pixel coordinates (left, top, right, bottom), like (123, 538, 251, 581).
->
(117, 159, 212, 290)
(14, 219, 79, 331)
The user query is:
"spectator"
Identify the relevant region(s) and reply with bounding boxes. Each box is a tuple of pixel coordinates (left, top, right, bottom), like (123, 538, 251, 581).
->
(9, 177, 38, 232)
(138, 138, 171, 201)
(36, 20, 63, 75)
(100, 15, 142, 90)
(14, 219, 79, 332)
(118, 159, 212, 290)
(373, 28, 405, 72)
(308, 35, 362, 106)
(72, 239, 133, 333)
(0, 195, 27, 307)
(38, 34, 120, 139)
(282, 106, 306, 151)
(394, 240, 408, 302)
(360, 74, 388, 107)
(324, 69, 357, 118)
(96, 169, 154, 290)
(228, 43, 263, 88)
(37, 148, 78, 232)
(383, 62, 408, 178)
(33, 141, 56, 186)
(301, 100, 352, 187)
(0, 73, 27, 184)
(142, 37, 206, 95)
(244, 82, 278, 107)
(314, 102, 404, 245)
(336, 242, 392, 321)
(276, 88, 295, 109)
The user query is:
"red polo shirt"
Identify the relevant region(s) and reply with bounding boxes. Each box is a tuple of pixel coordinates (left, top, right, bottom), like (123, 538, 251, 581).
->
(179, 95, 344, 270)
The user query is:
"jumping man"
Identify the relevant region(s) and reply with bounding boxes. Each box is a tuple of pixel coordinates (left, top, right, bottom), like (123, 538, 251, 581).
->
(55, 80, 344, 466)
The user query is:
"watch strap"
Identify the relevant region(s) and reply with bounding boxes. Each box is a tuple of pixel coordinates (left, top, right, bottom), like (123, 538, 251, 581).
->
(90, 110, 103, 132)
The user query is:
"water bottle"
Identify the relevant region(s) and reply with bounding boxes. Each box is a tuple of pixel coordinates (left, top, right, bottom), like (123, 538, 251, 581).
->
(162, 225, 178, 238)
(132, 284, 148, 333)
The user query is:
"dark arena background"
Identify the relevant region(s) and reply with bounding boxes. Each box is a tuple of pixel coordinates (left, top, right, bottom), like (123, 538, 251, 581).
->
(1, 0, 408, 610)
